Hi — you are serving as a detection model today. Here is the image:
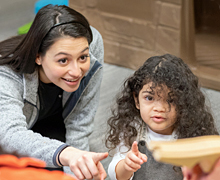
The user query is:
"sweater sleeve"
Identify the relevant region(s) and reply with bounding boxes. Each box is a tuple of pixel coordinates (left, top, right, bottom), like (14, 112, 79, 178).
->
(108, 152, 126, 180)
(108, 145, 134, 180)
(0, 66, 64, 167)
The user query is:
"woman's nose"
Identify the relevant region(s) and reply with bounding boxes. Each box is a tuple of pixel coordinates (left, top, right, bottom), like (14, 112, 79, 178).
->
(68, 61, 81, 77)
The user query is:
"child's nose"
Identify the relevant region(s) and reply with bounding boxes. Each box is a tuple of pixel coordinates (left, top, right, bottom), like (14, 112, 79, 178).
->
(153, 101, 167, 112)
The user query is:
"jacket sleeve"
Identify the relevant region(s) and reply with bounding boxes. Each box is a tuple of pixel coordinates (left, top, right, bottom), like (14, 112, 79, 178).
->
(0, 66, 65, 167)
(63, 27, 104, 174)
(108, 145, 134, 180)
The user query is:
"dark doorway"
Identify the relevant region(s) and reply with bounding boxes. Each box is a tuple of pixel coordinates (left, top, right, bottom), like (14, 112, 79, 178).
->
(194, 0, 220, 69)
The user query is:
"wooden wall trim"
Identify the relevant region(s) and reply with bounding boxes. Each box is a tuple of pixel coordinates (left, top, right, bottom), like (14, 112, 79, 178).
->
(191, 65, 220, 91)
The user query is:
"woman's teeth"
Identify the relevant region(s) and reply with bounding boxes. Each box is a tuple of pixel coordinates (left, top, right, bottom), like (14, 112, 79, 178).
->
(65, 79, 78, 82)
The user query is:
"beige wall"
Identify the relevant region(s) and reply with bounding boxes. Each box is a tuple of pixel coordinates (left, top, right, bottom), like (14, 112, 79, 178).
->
(69, 0, 220, 92)
(69, 0, 191, 70)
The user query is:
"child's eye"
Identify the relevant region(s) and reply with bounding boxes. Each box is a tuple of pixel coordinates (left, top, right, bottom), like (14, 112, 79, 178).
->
(58, 58, 68, 64)
(145, 96, 153, 101)
(80, 55, 89, 61)
(167, 99, 174, 103)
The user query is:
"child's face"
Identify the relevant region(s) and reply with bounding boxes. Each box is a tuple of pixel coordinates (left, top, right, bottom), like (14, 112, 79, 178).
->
(134, 82, 177, 135)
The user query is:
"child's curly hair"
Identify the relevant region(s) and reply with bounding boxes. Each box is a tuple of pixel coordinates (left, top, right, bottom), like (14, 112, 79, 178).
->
(105, 54, 218, 151)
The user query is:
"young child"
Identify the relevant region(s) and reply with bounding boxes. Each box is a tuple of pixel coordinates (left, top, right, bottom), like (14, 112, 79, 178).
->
(105, 54, 219, 180)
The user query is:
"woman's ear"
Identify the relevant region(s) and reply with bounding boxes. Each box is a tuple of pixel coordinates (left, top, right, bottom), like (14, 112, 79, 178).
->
(133, 93, 140, 110)
(35, 54, 42, 65)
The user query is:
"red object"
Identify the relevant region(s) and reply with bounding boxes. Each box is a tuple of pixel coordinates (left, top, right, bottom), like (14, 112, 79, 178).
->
(0, 155, 76, 180)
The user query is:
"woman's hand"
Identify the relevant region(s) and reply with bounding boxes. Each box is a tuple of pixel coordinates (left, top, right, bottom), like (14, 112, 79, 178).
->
(182, 158, 220, 180)
(59, 147, 108, 180)
(115, 141, 147, 180)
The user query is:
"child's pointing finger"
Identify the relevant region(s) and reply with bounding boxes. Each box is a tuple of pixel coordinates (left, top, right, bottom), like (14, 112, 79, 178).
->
(131, 141, 148, 164)
(131, 141, 139, 156)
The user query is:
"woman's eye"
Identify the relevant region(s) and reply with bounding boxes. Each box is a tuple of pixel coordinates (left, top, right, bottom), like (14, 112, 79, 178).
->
(58, 58, 67, 64)
(146, 96, 153, 101)
(80, 55, 89, 61)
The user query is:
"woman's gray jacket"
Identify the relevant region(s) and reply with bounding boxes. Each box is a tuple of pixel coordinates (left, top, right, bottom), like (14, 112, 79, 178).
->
(0, 27, 104, 173)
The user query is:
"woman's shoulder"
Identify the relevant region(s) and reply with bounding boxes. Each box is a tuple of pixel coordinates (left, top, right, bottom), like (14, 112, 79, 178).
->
(0, 65, 25, 98)
(0, 65, 23, 81)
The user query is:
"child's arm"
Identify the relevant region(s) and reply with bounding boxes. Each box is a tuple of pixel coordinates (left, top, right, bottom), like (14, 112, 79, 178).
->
(115, 141, 147, 180)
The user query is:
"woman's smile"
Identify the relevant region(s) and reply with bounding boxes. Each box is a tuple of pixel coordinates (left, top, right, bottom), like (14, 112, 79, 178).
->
(61, 76, 82, 86)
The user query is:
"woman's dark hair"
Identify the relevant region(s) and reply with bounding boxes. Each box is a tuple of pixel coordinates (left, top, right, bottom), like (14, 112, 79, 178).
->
(106, 54, 218, 151)
(0, 4, 92, 74)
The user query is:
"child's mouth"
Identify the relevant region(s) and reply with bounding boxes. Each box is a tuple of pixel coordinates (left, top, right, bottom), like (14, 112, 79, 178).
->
(152, 116, 165, 123)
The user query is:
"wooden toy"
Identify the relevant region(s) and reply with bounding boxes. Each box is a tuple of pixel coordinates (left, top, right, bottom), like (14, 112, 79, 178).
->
(148, 135, 220, 173)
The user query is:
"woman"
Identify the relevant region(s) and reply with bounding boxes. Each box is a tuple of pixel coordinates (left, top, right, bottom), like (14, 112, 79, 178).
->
(0, 4, 107, 180)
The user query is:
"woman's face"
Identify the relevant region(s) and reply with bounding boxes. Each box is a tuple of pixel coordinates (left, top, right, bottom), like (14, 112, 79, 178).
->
(36, 36, 90, 92)
(134, 82, 177, 135)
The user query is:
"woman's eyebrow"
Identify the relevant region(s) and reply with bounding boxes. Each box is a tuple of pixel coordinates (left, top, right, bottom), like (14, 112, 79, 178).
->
(81, 47, 89, 53)
(55, 52, 69, 57)
(54, 47, 89, 57)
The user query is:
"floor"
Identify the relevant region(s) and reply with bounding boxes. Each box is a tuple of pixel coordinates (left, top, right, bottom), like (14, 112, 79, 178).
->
(1, 1, 220, 180)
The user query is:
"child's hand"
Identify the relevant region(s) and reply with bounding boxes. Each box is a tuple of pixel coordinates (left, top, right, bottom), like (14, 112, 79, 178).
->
(124, 141, 148, 172)
(115, 141, 147, 180)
